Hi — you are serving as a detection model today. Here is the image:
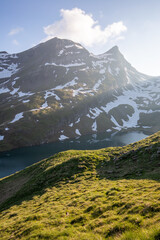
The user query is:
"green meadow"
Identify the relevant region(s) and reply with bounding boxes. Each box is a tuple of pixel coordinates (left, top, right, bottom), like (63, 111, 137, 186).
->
(0, 131, 160, 239)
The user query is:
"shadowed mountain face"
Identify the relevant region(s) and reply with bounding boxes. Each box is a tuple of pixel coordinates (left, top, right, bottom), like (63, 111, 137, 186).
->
(0, 37, 160, 151)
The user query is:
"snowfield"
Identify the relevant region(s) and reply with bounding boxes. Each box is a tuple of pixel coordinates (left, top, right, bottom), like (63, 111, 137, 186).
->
(0, 63, 19, 79)
(0, 39, 159, 148)
(59, 135, 69, 140)
(10, 112, 24, 124)
(0, 135, 4, 141)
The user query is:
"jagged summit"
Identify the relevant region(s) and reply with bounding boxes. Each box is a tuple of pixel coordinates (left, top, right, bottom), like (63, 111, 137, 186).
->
(108, 45, 119, 52)
(18, 37, 87, 57)
(95, 45, 122, 59)
(17, 37, 90, 71)
(42, 37, 85, 49)
(106, 45, 124, 58)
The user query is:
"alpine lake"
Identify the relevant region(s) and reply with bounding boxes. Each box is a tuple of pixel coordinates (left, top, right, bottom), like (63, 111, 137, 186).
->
(0, 130, 150, 178)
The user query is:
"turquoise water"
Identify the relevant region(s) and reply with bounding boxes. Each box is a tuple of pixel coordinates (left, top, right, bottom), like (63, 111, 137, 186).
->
(0, 131, 148, 178)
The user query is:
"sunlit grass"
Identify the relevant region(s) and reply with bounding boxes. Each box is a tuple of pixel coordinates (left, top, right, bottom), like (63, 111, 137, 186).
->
(0, 131, 160, 239)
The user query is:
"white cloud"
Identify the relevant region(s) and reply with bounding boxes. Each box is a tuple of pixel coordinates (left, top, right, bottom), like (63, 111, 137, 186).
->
(8, 27, 23, 36)
(43, 8, 127, 47)
(12, 39, 19, 45)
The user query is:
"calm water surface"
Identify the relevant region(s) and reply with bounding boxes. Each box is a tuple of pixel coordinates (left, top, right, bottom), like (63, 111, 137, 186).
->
(0, 131, 149, 178)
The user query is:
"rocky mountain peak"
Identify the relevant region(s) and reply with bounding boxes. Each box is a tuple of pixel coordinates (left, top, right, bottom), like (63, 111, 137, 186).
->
(0, 38, 159, 152)
(95, 45, 122, 61)
(106, 45, 123, 58)
(37, 37, 87, 54)
(107, 45, 119, 53)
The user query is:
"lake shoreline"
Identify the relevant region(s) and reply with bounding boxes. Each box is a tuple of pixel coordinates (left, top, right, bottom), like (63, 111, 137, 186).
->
(0, 129, 153, 179)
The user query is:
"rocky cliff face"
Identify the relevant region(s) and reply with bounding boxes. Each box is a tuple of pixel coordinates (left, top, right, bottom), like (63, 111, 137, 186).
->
(0, 38, 160, 151)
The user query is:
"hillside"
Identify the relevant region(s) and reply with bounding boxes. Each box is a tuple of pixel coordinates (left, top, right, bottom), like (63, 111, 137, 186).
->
(0, 37, 160, 152)
(0, 131, 160, 239)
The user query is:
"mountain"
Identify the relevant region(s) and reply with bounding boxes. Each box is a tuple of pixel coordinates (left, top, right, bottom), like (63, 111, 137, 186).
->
(0, 37, 160, 151)
(0, 131, 160, 239)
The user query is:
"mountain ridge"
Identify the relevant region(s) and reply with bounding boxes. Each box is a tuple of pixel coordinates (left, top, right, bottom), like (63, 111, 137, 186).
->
(0, 37, 160, 152)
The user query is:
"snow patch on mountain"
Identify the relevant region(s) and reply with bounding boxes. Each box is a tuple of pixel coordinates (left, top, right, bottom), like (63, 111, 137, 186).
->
(106, 129, 112, 132)
(79, 78, 160, 131)
(108, 57, 116, 62)
(111, 115, 120, 126)
(108, 65, 113, 75)
(14, 77, 20, 81)
(55, 77, 78, 90)
(10, 87, 20, 95)
(0, 53, 18, 59)
(101, 93, 139, 128)
(59, 135, 68, 140)
(58, 49, 64, 56)
(23, 99, 30, 103)
(0, 63, 19, 79)
(45, 62, 85, 68)
(0, 135, 4, 141)
(0, 53, 8, 59)
(0, 68, 12, 78)
(89, 107, 103, 119)
(59, 103, 64, 108)
(18, 91, 33, 97)
(75, 129, 81, 135)
(10, 112, 24, 124)
(92, 121, 97, 131)
(93, 79, 103, 91)
(75, 44, 83, 49)
(99, 68, 106, 74)
(92, 60, 108, 70)
(0, 87, 10, 94)
(44, 90, 60, 101)
(75, 118, 80, 124)
(72, 87, 84, 97)
(64, 43, 83, 50)
(41, 101, 49, 109)
(124, 67, 131, 84)
(65, 44, 74, 48)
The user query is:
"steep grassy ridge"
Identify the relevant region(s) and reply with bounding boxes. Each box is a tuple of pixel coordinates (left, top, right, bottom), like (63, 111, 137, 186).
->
(0, 131, 160, 239)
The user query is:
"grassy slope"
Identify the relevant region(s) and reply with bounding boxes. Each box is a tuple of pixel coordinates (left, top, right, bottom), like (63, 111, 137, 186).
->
(0, 131, 160, 240)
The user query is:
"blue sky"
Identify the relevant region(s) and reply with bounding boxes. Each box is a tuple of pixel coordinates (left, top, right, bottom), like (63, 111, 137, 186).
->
(1, 0, 160, 75)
